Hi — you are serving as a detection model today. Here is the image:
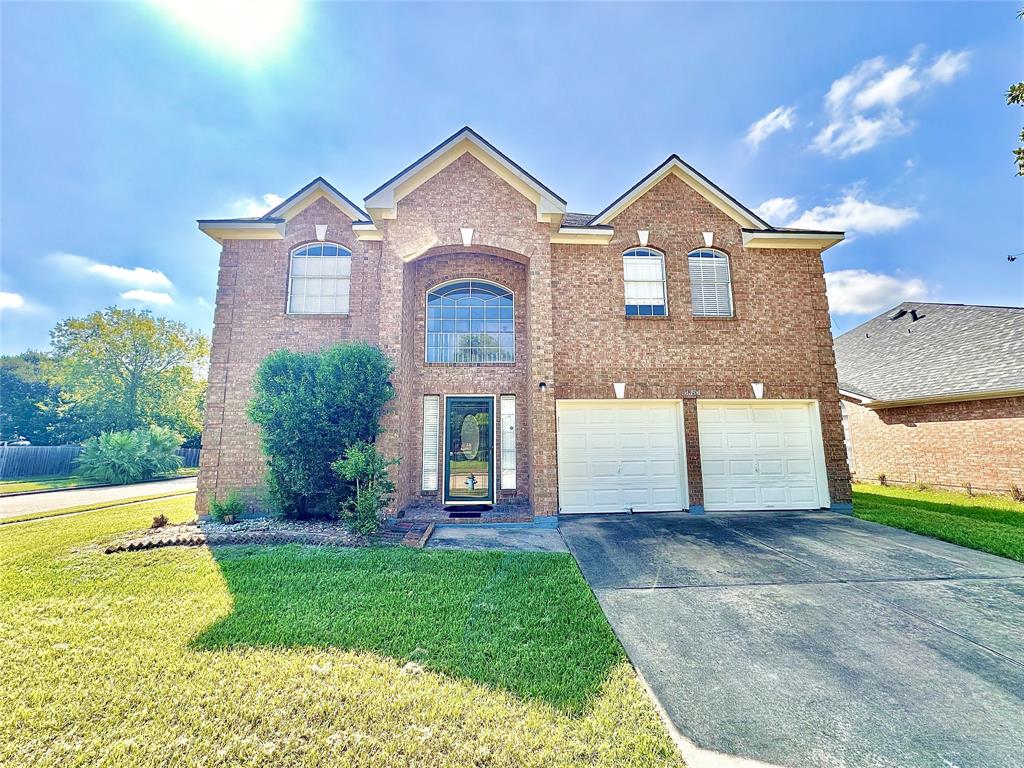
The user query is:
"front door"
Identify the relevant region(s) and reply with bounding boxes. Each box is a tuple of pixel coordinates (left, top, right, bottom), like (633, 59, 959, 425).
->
(444, 396, 494, 504)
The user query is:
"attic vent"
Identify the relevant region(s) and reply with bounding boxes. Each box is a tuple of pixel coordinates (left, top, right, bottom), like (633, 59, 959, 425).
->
(890, 309, 908, 321)
(910, 309, 925, 322)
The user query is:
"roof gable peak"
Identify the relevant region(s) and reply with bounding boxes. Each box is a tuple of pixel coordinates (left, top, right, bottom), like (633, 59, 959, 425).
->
(363, 126, 566, 223)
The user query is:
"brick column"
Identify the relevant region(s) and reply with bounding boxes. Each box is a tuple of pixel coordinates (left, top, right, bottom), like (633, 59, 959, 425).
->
(527, 248, 558, 517)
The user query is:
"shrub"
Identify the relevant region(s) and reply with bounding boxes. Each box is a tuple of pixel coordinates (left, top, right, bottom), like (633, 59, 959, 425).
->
(332, 441, 398, 534)
(248, 343, 395, 519)
(209, 490, 247, 523)
(1011, 484, 1024, 503)
(151, 514, 169, 529)
(878, 473, 887, 486)
(76, 426, 183, 485)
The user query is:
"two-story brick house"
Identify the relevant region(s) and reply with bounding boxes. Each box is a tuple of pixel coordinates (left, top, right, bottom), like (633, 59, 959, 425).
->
(197, 127, 851, 522)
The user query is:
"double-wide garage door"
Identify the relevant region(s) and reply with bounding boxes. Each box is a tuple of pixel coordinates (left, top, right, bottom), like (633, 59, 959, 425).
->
(557, 401, 687, 514)
(697, 400, 830, 511)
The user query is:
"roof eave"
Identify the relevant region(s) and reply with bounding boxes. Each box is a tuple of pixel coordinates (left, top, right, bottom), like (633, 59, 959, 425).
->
(741, 229, 845, 251)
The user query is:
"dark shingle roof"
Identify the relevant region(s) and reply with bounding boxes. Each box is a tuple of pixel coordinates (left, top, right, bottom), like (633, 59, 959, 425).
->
(561, 212, 596, 227)
(833, 302, 1024, 403)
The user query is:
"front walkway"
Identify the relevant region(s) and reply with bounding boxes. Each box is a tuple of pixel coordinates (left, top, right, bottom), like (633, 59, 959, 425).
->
(0, 476, 198, 520)
(560, 510, 1024, 768)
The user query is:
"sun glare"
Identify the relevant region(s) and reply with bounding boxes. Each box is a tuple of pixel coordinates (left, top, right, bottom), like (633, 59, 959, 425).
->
(152, 0, 300, 62)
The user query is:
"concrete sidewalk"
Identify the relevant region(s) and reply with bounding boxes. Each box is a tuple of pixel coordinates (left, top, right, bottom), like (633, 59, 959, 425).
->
(0, 476, 197, 520)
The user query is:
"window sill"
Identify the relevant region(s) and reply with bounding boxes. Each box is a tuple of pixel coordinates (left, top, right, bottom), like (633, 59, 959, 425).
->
(692, 315, 737, 321)
(625, 315, 670, 320)
(285, 312, 351, 317)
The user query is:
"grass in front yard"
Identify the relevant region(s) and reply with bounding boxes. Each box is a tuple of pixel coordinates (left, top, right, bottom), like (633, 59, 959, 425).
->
(0, 495, 682, 768)
(0, 467, 199, 496)
(853, 483, 1024, 562)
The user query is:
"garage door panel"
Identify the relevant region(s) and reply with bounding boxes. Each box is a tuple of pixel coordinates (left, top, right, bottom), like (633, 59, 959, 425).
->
(557, 401, 687, 514)
(698, 401, 828, 512)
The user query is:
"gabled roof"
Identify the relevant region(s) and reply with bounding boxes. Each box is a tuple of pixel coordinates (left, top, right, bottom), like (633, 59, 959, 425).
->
(198, 177, 369, 244)
(363, 126, 567, 223)
(834, 302, 1024, 406)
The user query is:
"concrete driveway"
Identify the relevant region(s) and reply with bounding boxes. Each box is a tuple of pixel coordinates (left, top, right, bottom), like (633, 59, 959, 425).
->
(560, 511, 1024, 768)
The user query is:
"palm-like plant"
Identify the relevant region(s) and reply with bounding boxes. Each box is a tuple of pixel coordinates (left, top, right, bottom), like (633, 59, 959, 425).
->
(76, 426, 182, 484)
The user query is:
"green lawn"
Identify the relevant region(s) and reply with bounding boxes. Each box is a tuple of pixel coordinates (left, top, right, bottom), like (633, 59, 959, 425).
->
(853, 483, 1024, 562)
(0, 467, 199, 496)
(0, 495, 682, 768)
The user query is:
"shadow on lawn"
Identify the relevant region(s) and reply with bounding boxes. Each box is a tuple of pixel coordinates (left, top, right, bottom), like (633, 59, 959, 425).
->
(854, 488, 1024, 528)
(193, 544, 623, 714)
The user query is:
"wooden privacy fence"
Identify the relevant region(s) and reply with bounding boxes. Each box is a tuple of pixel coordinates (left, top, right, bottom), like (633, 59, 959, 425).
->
(0, 445, 201, 480)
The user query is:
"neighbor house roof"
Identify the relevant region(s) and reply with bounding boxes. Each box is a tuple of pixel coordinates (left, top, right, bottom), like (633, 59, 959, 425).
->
(834, 302, 1024, 406)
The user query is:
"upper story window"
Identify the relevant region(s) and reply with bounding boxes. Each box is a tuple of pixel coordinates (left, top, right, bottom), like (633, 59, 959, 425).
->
(426, 280, 514, 364)
(287, 242, 352, 314)
(688, 249, 733, 317)
(623, 247, 667, 316)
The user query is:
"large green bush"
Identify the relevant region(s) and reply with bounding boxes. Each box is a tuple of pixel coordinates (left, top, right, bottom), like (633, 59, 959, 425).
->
(248, 342, 395, 519)
(76, 426, 183, 485)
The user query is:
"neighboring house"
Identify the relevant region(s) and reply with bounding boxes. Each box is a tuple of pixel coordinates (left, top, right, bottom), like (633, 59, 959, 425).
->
(196, 126, 852, 522)
(835, 303, 1024, 493)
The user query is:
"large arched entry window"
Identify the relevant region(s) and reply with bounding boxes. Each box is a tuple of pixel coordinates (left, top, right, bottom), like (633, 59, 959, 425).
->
(426, 280, 514, 364)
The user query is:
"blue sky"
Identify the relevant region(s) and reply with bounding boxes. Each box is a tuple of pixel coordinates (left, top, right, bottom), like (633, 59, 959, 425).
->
(1, 1, 1021, 353)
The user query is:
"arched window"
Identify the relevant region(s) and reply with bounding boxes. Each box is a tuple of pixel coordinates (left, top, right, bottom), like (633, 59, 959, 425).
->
(287, 242, 352, 314)
(623, 247, 667, 316)
(426, 280, 514, 364)
(688, 249, 733, 317)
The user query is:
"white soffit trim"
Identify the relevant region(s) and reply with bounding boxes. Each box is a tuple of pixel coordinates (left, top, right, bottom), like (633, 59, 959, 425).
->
(364, 128, 567, 223)
(197, 221, 285, 244)
(268, 178, 368, 223)
(855, 387, 1024, 410)
(591, 156, 767, 229)
(352, 222, 383, 241)
(550, 226, 615, 245)
(742, 230, 844, 251)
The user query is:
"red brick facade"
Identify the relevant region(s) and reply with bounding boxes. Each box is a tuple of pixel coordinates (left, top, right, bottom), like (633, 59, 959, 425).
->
(844, 396, 1024, 492)
(198, 148, 852, 516)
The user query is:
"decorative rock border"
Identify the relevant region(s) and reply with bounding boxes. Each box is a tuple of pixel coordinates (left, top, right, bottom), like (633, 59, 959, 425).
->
(104, 518, 434, 554)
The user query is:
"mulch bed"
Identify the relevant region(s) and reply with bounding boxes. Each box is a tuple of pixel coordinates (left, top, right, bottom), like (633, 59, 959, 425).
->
(103, 518, 434, 554)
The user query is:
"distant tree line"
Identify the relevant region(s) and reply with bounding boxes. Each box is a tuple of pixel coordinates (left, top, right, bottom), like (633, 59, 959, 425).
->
(0, 307, 209, 446)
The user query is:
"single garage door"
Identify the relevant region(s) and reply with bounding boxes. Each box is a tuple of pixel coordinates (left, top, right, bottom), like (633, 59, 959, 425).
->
(557, 400, 688, 514)
(697, 400, 830, 512)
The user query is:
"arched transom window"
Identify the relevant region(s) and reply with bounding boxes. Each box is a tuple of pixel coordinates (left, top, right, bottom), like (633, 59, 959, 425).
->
(426, 280, 514, 364)
(688, 248, 733, 317)
(623, 247, 667, 316)
(287, 242, 352, 314)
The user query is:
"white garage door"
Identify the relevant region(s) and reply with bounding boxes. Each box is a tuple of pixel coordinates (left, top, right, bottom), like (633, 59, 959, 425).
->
(557, 401, 687, 514)
(697, 400, 830, 512)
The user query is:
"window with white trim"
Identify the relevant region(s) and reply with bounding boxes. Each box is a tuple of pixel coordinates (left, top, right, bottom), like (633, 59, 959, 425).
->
(688, 248, 733, 317)
(421, 395, 440, 491)
(426, 280, 514, 364)
(287, 242, 352, 314)
(623, 247, 667, 316)
(500, 395, 516, 490)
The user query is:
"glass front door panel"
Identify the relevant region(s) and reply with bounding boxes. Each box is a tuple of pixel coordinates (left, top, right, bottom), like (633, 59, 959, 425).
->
(445, 397, 493, 503)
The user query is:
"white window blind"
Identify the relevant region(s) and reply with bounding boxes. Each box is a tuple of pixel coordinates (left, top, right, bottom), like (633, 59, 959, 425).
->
(287, 242, 352, 314)
(688, 249, 733, 317)
(500, 395, 516, 490)
(623, 248, 667, 316)
(421, 395, 440, 491)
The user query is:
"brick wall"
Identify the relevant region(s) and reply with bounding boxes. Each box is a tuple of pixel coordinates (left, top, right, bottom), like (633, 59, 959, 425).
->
(845, 396, 1024, 492)
(197, 197, 381, 511)
(551, 172, 851, 506)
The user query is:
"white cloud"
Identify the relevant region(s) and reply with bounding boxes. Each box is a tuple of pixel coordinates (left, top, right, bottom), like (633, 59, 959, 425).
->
(928, 50, 970, 84)
(754, 197, 799, 224)
(52, 253, 172, 289)
(229, 193, 284, 218)
(813, 48, 969, 157)
(825, 269, 929, 315)
(121, 290, 174, 306)
(0, 291, 25, 310)
(787, 194, 919, 237)
(745, 106, 796, 150)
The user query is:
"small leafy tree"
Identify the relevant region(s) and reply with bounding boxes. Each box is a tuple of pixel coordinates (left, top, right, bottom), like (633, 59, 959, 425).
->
(332, 441, 399, 533)
(248, 342, 395, 519)
(76, 426, 183, 485)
